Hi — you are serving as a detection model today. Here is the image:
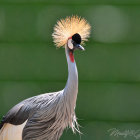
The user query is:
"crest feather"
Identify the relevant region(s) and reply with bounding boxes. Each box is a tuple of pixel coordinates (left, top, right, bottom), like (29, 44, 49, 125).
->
(52, 15, 91, 48)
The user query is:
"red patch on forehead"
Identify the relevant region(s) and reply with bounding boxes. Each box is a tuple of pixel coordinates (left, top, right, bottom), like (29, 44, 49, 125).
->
(69, 51, 74, 63)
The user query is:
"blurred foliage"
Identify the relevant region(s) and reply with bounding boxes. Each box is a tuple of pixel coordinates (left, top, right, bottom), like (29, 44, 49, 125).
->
(0, 0, 140, 140)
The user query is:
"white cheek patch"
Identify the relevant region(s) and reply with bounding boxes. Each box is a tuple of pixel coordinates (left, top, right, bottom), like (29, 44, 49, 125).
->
(68, 39, 74, 49)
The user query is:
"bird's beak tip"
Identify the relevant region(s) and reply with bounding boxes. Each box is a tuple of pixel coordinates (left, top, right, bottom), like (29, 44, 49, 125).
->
(82, 47, 85, 51)
(78, 45, 85, 51)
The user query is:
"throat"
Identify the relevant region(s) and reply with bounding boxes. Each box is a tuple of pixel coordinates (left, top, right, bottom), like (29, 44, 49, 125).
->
(69, 51, 74, 63)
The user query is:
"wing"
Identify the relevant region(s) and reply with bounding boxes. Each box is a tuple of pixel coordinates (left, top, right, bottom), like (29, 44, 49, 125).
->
(0, 97, 33, 130)
(0, 91, 63, 140)
(0, 93, 53, 130)
(0, 96, 35, 140)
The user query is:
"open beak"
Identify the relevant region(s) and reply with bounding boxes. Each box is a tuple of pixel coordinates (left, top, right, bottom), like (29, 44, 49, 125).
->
(75, 44, 85, 51)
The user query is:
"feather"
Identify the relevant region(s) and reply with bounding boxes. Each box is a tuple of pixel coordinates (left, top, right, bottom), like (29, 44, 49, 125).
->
(52, 15, 91, 47)
(0, 121, 27, 140)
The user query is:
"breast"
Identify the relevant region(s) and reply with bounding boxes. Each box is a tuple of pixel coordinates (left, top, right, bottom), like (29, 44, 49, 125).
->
(0, 121, 27, 140)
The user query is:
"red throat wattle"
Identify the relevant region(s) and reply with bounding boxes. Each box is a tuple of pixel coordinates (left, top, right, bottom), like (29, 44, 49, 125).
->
(69, 51, 74, 63)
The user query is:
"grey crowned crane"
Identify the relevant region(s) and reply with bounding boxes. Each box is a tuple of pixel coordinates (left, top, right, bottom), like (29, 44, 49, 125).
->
(0, 15, 91, 140)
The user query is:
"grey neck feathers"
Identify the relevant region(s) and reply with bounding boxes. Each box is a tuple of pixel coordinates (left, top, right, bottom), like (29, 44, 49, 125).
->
(64, 45, 78, 112)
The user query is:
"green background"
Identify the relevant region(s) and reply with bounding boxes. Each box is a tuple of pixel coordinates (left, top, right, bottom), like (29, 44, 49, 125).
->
(0, 0, 140, 140)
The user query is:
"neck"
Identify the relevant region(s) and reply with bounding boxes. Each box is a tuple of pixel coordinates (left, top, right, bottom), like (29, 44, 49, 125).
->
(64, 45, 78, 110)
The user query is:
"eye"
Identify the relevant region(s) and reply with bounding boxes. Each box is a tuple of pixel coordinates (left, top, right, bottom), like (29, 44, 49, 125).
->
(68, 39, 74, 49)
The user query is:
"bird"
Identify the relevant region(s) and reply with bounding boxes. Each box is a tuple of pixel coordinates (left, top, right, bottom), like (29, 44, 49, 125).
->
(0, 15, 91, 140)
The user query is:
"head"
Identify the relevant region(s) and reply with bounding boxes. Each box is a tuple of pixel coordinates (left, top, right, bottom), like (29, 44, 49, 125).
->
(52, 15, 91, 51)
(67, 33, 85, 51)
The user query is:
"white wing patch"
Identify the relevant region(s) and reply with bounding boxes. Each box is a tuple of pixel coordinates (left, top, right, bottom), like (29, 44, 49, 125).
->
(0, 121, 27, 140)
